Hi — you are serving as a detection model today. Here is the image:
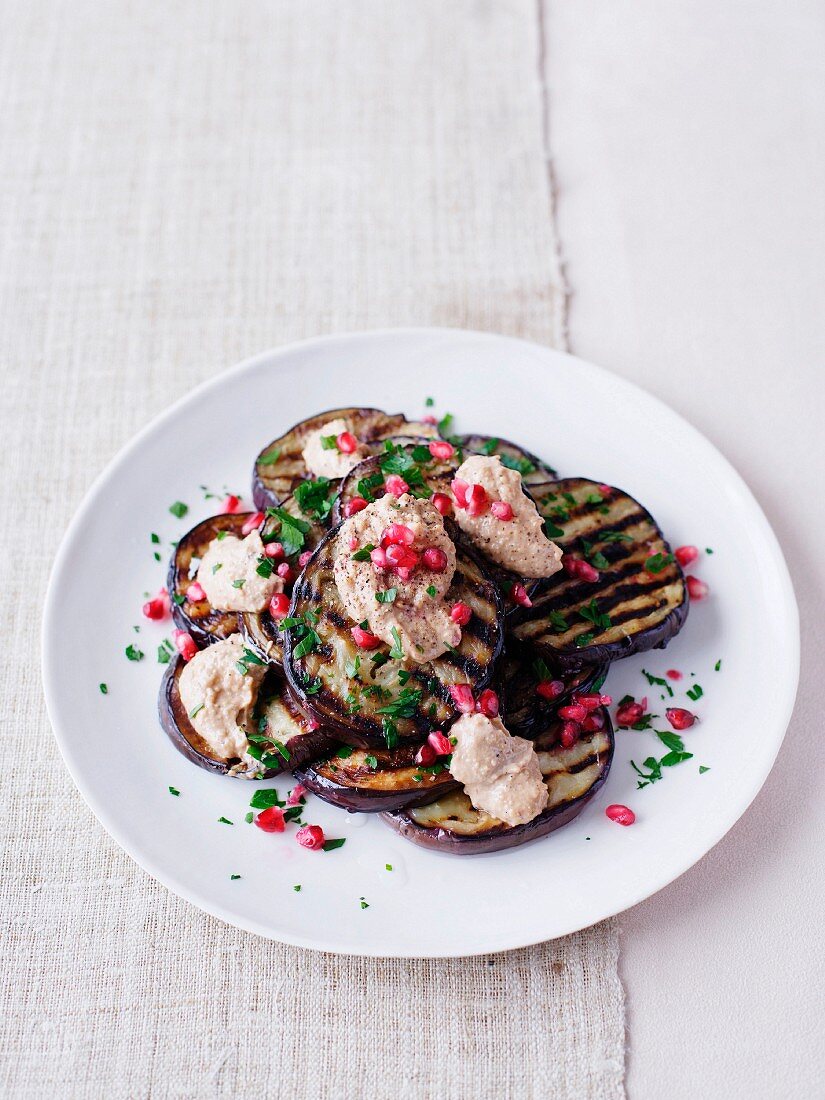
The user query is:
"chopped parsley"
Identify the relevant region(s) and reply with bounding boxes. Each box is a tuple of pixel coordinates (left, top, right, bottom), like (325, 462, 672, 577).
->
(245, 812, 254, 823)
(157, 642, 173, 664)
(250, 788, 283, 809)
(168, 786, 180, 796)
(256, 557, 274, 578)
(601, 531, 633, 543)
(294, 477, 336, 521)
(351, 543, 375, 562)
(642, 669, 674, 697)
(212, 563, 223, 574)
(388, 627, 404, 660)
(699, 766, 711, 774)
(686, 684, 703, 702)
(231, 578, 245, 589)
(714, 659, 722, 671)
(365, 755, 378, 770)
(376, 588, 397, 604)
(218, 816, 234, 825)
(575, 632, 595, 648)
(293, 884, 302, 892)
(705, 547, 714, 555)
(377, 687, 422, 719)
(425, 396, 435, 407)
(322, 838, 346, 851)
(236, 647, 264, 676)
(437, 412, 453, 437)
(188, 703, 204, 719)
(359, 898, 370, 910)
(230, 874, 241, 880)
(543, 518, 565, 539)
(630, 730, 693, 788)
(500, 453, 536, 477)
(320, 434, 339, 450)
(335, 746, 354, 759)
(169, 501, 188, 518)
(579, 599, 611, 632)
(265, 507, 311, 556)
(258, 446, 281, 466)
(425, 584, 437, 597)
(580, 538, 610, 570)
(480, 438, 499, 455)
(548, 610, 568, 633)
(99, 683, 108, 695)
(645, 552, 674, 574)
(382, 718, 399, 749)
(357, 472, 384, 503)
(151, 532, 160, 544)
(385, 863, 393, 871)
(125, 644, 144, 662)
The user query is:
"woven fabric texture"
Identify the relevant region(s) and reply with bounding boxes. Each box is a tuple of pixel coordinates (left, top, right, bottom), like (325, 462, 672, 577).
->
(0, 1, 624, 1096)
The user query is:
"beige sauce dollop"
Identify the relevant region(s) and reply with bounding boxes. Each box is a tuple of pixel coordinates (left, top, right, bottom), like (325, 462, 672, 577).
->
(197, 530, 283, 613)
(333, 494, 461, 663)
(454, 454, 563, 578)
(178, 635, 266, 761)
(302, 418, 369, 479)
(449, 712, 549, 826)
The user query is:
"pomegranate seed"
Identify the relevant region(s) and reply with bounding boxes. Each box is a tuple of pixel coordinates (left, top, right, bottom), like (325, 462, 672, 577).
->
(305, 715, 320, 731)
(536, 680, 565, 700)
(269, 593, 290, 619)
(384, 474, 409, 497)
(476, 689, 500, 718)
(431, 492, 453, 517)
(382, 523, 415, 546)
(351, 625, 381, 649)
(254, 806, 285, 833)
(344, 497, 368, 517)
(465, 484, 489, 516)
(415, 743, 437, 766)
(264, 541, 285, 560)
(562, 557, 579, 576)
(428, 440, 455, 460)
(665, 707, 697, 731)
(336, 430, 358, 454)
(173, 630, 197, 662)
(422, 546, 448, 572)
(142, 597, 167, 620)
(616, 698, 646, 726)
(427, 730, 453, 755)
(451, 478, 469, 507)
(581, 711, 606, 732)
(560, 721, 580, 748)
(298, 550, 313, 568)
(605, 804, 635, 826)
(449, 684, 475, 713)
(370, 546, 389, 570)
(490, 501, 514, 521)
(558, 703, 587, 723)
(241, 511, 265, 536)
(675, 545, 699, 567)
(598, 484, 613, 498)
(422, 414, 438, 425)
(666, 669, 682, 681)
(510, 583, 532, 608)
(287, 784, 306, 806)
(687, 575, 709, 600)
(186, 582, 207, 603)
(296, 825, 325, 851)
(348, 535, 359, 551)
(276, 562, 292, 581)
(450, 601, 472, 626)
(573, 692, 612, 711)
(577, 560, 600, 583)
(222, 494, 240, 514)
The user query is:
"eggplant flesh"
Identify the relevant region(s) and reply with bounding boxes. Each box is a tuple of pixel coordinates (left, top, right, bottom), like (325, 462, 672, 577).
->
(497, 650, 610, 739)
(382, 712, 613, 854)
(167, 512, 253, 646)
(252, 408, 438, 512)
(284, 523, 504, 748)
(159, 658, 334, 778)
(294, 744, 459, 814)
(510, 478, 688, 671)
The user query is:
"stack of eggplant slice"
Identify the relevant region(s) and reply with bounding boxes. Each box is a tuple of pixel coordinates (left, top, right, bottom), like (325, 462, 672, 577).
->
(159, 408, 689, 855)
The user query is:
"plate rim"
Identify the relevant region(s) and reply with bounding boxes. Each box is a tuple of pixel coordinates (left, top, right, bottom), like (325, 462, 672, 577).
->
(41, 327, 800, 956)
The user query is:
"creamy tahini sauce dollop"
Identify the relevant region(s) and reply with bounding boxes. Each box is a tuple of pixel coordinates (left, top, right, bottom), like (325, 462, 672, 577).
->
(178, 635, 266, 761)
(449, 712, 549, 826)
(454, 455, 563, 578)
(302, 418, 369, 479)
(333, 494, 461, 663)
(196, 530, 283, 613)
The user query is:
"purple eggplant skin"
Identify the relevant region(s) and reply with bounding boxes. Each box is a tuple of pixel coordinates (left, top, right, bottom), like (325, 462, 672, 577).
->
(167, 512, 254, 647)
(159, 658, 334, 779)
(294, 745, 460, 814)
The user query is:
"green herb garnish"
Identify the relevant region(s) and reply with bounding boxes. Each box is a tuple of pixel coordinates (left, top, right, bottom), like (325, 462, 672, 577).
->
(125, 644, 144, 662)
(376, 588, 397, 604)
(218, 817, 233, 825)
(258, 446, 281, 466)
(686, 684, 703, 701)
(99, 683, 108, 694)
(388, 627, 404, 660)
(320, 434, 339, 450)
(322, 838, 346, 851)
(168, 786, 180, 796)
(169, 501, 188, 518)
(579, 599, 611, 632)
(645, 552, 674, 574)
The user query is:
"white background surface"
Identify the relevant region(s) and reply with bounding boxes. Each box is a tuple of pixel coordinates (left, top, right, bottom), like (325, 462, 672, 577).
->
(547, 3, 824, 1096)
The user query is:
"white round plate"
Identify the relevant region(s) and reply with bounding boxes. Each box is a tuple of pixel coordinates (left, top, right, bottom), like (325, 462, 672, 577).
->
(43, 329, 798, 957)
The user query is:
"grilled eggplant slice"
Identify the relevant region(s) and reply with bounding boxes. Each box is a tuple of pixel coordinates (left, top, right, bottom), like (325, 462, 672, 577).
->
(159, 659, 333, 778)
(510, 478, 688, 670)
(167, 512, 254, 646)
(284, 524, 504, 748)
(497, 650, 610, 739)
(331, 442, 457, 525)
(382, 712, 613, 854)
(457, 434, 558, 490)
(252, 408, 437, 512)
(294, 744, 459, 813)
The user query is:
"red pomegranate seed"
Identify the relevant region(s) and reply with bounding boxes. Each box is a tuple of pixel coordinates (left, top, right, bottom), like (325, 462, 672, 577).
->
(287, 784, 306, 806)
(451, 478, 469, 507)
(422, 414, 438, 425)
(349, 536, 359, 551)
(428, 440, 455, 461)
(382, 523, 415, 546)
(465, 484, 489, 516)
(558, 703, 587, 723)
(351, 625, 381, 649)
(298, 550, 313, 568)
(562, 557, 579, 576)
(427, 730, 453, 755)
(344, 497, 368, 517)
(510, 583, 532, 608)
(186, 581, 207, 603)
(665, 707, 697, 731)
(573, 692, 612, 711)
(422, 546, 448, 572)
(431, 492, 453, 517)
(449, 684, 475, 713)
(384, 474, 409, 497)
(490, 500, 514, 521)
(305, 715, 320, 731)
(269, 593, 290, 619)
(450, 601, 472, 626)
(598, 484, 613, 498)
(666, 669, 682, 681)
(337, 430, 358, 454)
(241, 511, 265, 536)
(264, 541, 285, 560)
(675, 545, 699, 567)
(605, 804, 635, 826)
(370, 546, 388, 570)
(615, 698, 646, 726)
(276, 562, 292, 581)
(142, 597, 167, 620)
(415, 742, 437, 766)
(581, 711, 606, 732)
(476, 689, 500, 718)
(296, 825, 325, 851)
(173, 630, 197, 662)
(254, 806, 285, 833)
(222, 494, 240, 514)
(576, 560, 600, 583)
(560, 721, 580, 748)
(687, 575, 709, 600)
(536, 679, 565, 700)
